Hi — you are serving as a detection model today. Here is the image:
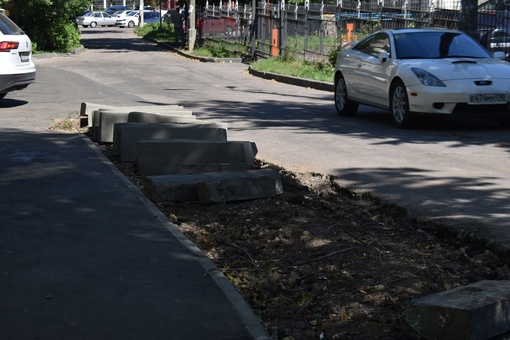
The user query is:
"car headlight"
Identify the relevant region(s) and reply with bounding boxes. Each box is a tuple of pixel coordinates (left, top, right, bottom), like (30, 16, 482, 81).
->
(411, 68, 446, 87)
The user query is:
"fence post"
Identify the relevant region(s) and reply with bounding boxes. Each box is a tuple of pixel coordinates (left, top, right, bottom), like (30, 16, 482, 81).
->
(304, 0, 309, 61)
(281, 0, 287, 50)
(251, 0, 257, 60)
(271, 25, 279, 56)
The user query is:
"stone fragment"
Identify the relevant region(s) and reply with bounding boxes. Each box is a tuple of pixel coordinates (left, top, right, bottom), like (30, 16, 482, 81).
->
(405, 280, 510, 340)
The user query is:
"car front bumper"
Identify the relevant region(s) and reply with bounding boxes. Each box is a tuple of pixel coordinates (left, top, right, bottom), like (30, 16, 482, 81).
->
(407, 81, 510, 116)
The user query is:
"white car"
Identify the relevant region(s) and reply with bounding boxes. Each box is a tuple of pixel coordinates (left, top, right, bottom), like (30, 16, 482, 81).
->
(112, 10, 135, 20)
(0, 9, 36, 101)
(334, 28, 510, 128)
(76, 11, 117, 28)
(115, 10, 139, 28)
(116, 11, 160, 28)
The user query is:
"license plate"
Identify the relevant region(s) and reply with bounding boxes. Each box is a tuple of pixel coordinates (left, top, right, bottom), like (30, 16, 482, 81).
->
(19, 52, 30, 63)
(468, 93, 507, 104)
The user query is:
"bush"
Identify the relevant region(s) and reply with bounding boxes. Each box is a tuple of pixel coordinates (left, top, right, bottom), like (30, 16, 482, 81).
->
(328, 44, 342, 68)
(5, 0, 90, 53)
(46, 21, 81, 52)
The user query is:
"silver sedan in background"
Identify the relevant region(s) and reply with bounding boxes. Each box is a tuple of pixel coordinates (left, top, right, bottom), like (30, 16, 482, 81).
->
(77, 11, 117, 28)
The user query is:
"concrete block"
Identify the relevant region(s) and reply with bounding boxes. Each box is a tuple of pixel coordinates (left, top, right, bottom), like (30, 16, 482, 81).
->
(137, 139, 258, 176)
(97, 110, 129, 143)
(97, 111, 197, 143)
(405, 280, 510, 340)
(80, 102, 186, 127)
(113, 122, 229, 161)
(127, 111, 199, 124)
(197, 169, 283, 204)
(144, 169, 282, 202)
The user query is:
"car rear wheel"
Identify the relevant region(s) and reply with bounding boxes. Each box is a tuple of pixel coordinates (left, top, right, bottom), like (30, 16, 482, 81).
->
(128, 20, 135, 28)
(334, 74, 358, 116)
(225, 25, 233, 36)
(90, 21, 97, 28)
(390, 80, 414, 128)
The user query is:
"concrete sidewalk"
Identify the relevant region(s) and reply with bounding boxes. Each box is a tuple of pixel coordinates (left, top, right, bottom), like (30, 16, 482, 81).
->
(0, 129, 269, 339)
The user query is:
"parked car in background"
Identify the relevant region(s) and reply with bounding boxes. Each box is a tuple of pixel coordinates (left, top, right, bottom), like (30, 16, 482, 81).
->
(105, 5, 131, 15)
(479, 27, 510, 60)
(476, 0, 510, 60)
(477, 0, 510, 28)
(111, 10, 134, 19)
(197, 13, 237, 37)
(334, 28, 510, 128)
(77, 11, 117, 28)
(116, 11, 160, 28)
(0, 9, 36, 100)
(141, 11, 161, 24)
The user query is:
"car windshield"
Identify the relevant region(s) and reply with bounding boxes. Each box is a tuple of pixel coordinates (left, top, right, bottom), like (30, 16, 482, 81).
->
(394, 32, 492, 59)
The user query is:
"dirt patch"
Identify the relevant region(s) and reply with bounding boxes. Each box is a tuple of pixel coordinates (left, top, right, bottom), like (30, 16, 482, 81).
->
(100, 142, 510, 339)
(48, 117, 88, 134)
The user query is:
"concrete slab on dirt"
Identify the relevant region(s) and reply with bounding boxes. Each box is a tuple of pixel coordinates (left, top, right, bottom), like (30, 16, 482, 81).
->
(406, 280, 510, 339)
(113, 122, 228, 161)
(144, 169, 282, 202)
(97, 110, 197, 143)
(137, 139, 258, 176)
(197, 169, 283, 203)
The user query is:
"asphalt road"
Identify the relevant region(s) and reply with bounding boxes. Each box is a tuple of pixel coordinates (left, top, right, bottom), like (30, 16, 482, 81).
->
(4, 26, 510, 251)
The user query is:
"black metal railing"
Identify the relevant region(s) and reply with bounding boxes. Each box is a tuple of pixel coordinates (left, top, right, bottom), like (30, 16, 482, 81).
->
(198, 0, 510, 62)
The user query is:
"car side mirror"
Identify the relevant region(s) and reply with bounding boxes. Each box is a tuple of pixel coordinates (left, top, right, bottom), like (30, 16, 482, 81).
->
(493, 51, 506, 60)
(379, 51, 388, 63)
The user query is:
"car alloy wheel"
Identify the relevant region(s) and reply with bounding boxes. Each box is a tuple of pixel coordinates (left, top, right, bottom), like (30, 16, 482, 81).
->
(225, 25, 233, 37)
(390, 80, 413, 128)
(90, 21, 97, 28)
(334, 75, 358, 116)
(128, 20, 135, 28)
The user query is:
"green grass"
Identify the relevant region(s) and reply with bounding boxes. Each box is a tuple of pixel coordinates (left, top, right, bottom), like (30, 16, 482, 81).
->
(135, 22, 175, 43)
(285, 35, 339, 51)
(192, 40, 236, 58)
(250, 56, 334, 83)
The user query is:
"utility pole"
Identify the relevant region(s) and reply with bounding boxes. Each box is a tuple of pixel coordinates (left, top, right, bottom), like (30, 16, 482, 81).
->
(139, 0, 144, 26)
(188, 0, 196, 51)
(159, 0, 163, 29)
(460, 0, 477, 38)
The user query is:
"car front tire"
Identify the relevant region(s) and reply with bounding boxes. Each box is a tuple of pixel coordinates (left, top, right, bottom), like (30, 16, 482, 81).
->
(90, 21, 97, 28)
(128, 20, 135, 28)
(334, 74, 358, 116)
(390, 80, 414, 128)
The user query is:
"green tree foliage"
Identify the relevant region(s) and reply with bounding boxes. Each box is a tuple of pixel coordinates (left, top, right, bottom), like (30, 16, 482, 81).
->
(1, 0, 91, 52)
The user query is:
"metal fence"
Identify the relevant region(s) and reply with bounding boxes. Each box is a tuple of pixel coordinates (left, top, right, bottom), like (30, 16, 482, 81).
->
(199, 0, 510, 62)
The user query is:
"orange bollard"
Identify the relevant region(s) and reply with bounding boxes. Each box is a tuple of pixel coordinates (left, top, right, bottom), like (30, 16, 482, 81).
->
(346, 23, 354, 43)
(271, 25, 279, 56)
